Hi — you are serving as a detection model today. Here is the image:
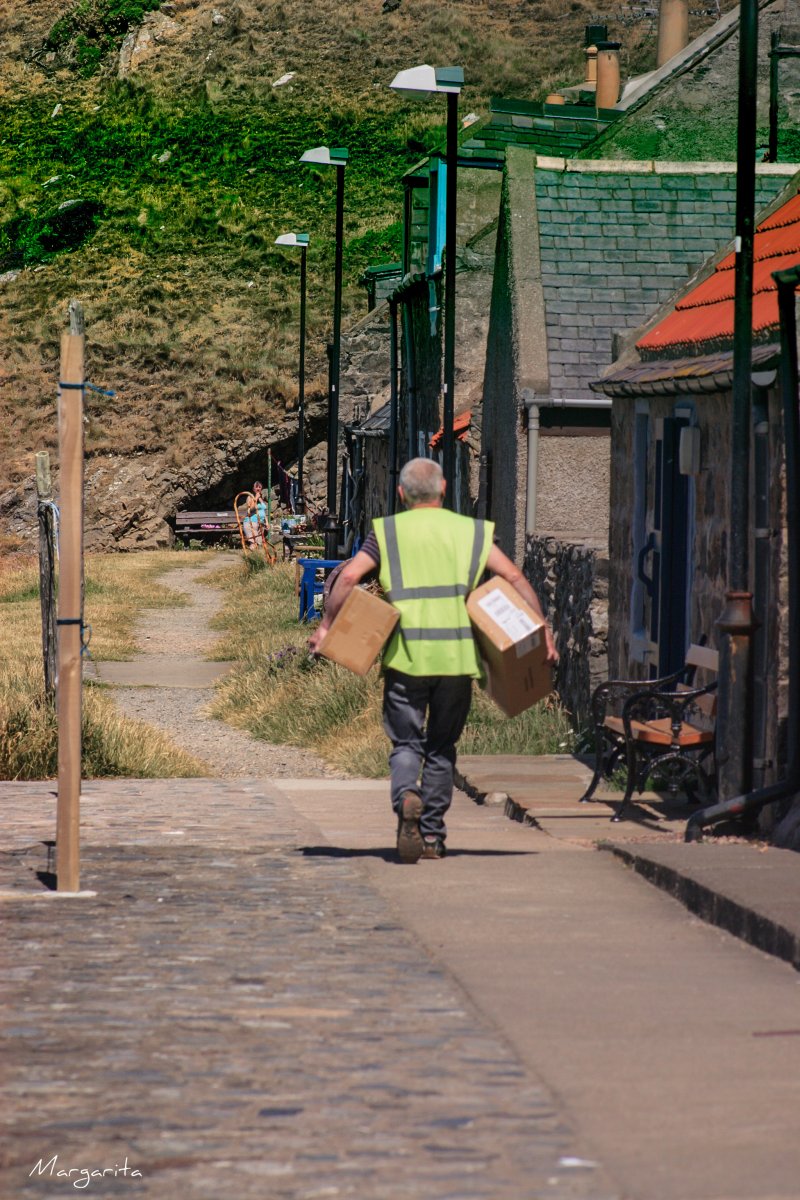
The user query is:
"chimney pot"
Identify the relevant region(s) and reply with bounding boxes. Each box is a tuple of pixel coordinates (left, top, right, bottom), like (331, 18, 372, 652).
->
(656, 0, 689, 67)
(585, 44, 598, 83)
(585, 23, 608, 46)
(595, 41, 621, 109)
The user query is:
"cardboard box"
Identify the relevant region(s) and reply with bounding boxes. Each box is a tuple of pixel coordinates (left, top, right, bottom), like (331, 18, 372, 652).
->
(467, 576, 553, 717)
(320, 586, 399, 675)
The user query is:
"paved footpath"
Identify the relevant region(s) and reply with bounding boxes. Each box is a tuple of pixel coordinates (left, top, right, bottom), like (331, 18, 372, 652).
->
(1, 778, 615, 1200)
(4, 768, 800, 1200)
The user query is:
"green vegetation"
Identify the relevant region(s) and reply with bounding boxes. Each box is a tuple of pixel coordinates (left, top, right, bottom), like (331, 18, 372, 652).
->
(46, 0, 164, 76)
(210, 558, 576, 777)
(586, 100, 772, 164)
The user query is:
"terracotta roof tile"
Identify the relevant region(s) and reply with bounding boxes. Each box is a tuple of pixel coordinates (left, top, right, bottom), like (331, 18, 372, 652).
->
(429, 409, 472, 449)
(638, 191, 800, 353)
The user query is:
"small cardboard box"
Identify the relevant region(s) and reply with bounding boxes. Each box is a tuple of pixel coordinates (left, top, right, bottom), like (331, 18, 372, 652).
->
(320, 586, 399, 676)
(467, 577, 553, 717)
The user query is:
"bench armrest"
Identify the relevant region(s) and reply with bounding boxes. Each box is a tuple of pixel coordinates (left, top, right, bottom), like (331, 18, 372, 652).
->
(622, 681, 718, 738)
(589, 665, 687, 725)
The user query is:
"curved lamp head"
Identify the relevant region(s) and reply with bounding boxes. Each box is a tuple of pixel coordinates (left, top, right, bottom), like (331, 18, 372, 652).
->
(299, 146, 349, 167)
(275, 233, 310, 248)
(390, 65, 464, 97)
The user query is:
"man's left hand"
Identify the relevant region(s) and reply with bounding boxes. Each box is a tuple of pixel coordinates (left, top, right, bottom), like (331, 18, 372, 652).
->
(544, 629, 559, 665)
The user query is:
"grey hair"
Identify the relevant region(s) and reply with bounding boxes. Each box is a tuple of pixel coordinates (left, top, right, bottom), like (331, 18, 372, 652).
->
(398, 457, 444, 505)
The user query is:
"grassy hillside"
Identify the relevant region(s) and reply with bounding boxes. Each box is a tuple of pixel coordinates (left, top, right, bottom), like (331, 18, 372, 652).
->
(0, 0, 712, 530)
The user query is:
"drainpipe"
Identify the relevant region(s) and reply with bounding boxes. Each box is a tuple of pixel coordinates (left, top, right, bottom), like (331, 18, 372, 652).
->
(522, 390, 540, 536)
(686, 268, 800, 840)
(387, 298, 399, 515)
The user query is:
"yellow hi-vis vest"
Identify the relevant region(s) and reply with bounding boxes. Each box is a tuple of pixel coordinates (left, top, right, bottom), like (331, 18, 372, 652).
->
(373, 507, 494, 677)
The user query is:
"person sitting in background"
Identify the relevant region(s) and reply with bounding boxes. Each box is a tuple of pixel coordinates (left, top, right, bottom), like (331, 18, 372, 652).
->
(243, 481, 268, 549)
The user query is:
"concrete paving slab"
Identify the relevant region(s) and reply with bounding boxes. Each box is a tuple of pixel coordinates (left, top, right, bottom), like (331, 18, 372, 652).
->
(456, 755, 800, 971)
(85, 658, 234, 687)
(605, 840, 800, 970)
(280, 777, 800, 1200)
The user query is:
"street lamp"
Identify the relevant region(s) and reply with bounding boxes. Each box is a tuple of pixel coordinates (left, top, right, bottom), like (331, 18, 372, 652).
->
(300, 145, 348, 552)
(275, 232, 310, 511)
(391, 65, 464, 509)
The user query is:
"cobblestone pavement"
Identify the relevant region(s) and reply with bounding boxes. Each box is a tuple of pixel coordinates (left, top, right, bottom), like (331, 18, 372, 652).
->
(1, 780, 615, 1200)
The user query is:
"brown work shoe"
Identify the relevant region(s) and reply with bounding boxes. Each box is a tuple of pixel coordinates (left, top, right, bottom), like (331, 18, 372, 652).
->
(421, 837, 446, 860)
(396, 792, 424, 863)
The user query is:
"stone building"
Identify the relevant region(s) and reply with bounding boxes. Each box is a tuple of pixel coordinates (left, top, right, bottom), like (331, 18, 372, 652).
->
(338, 0, 800, 724)
(481, 150, 795, 722)
(593, 180, 800, 823)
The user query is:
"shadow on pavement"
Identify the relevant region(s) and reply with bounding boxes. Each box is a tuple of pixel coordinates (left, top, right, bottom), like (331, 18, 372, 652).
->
(298, 846, 538, 861)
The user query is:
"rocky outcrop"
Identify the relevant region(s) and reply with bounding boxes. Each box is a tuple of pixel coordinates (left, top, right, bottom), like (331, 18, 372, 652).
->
(119, 11, 182, 78)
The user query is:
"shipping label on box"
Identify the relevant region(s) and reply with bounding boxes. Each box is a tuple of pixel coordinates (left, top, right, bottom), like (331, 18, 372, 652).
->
(467, 577, 552, 718)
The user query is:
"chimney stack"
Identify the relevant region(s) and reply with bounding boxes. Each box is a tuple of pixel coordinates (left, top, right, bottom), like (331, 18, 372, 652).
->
(595, 41, 621, 109)
(656, 0, 689, 67)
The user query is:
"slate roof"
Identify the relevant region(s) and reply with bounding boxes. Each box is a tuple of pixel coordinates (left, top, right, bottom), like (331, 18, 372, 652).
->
(591, 342, 781, 397)
(533, 161, 793, 400)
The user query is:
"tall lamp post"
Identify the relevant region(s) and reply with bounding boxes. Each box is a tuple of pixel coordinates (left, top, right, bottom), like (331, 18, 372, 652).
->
(275, 232, 310, 511)
(715, 0, 758, 801)
(300, 145, 348, 553)
(390, 64, 464, 509)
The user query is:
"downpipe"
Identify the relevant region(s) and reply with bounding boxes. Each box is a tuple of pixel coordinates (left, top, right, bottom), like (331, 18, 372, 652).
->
(685, 272, 800, 840)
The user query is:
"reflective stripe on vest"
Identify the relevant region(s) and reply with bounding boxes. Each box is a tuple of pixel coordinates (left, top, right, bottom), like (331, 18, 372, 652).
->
(373, 509, 494, 677)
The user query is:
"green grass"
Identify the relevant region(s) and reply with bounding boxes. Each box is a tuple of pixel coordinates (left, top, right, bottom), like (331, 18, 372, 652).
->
(210, 557, 577, 776)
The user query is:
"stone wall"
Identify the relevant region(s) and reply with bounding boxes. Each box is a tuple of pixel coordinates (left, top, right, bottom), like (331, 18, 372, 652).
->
(608, 388, 788, 785)
(536, 433, 610, 539)
(525, 533, 609, 729)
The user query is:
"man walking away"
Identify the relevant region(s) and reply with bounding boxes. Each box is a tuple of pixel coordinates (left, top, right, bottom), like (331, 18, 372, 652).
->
(309, 458, 558, 863)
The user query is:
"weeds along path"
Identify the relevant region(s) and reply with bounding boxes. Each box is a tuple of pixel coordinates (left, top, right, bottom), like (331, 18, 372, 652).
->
(94, 555, 339, 779)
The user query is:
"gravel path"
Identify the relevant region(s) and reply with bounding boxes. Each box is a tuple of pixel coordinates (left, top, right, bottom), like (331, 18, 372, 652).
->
(110, 557, 342, 779)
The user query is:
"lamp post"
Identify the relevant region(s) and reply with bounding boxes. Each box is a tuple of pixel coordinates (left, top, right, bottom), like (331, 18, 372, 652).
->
(300, 145, 348, 552)
(391, 64, 464, 509)
(715, 0, 758, 802)
(275, 232, 309, 510)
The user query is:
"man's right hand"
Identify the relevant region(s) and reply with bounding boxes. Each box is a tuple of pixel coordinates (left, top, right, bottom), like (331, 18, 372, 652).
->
(308, 622, 329, 655)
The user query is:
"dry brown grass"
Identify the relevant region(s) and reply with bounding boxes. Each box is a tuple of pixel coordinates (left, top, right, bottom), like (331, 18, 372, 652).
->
(0, 550, 209, 779)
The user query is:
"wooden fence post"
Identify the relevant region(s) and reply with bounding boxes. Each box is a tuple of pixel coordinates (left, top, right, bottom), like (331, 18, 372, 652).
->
(56, 302, 85, 893)
(35, 451, 58, 703)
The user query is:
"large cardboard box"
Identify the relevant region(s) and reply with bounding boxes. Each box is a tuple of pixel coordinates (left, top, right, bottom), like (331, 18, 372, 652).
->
(319, 586, 399, 675)
(467, 577, 553, 717)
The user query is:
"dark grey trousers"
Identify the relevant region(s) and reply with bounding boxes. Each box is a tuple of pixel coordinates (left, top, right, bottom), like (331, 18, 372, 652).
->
(382, 669, 473, 841)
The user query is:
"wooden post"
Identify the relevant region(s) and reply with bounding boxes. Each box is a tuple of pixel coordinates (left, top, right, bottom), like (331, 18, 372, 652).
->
(56, 304, 85, 893)
(35, 451, 58, 703)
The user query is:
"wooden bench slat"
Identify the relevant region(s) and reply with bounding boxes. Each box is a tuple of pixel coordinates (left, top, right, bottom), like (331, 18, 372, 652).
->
(605, 715, 713, 748)
(686, 643, 719, 673)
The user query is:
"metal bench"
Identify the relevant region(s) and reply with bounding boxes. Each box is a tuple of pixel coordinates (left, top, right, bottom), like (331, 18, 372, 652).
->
(579, 642, 719, 822)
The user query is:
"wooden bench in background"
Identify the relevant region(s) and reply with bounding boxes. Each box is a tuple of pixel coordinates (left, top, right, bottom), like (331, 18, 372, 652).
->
(175, 510, 239, 547)
(579, 642, 719, 822)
